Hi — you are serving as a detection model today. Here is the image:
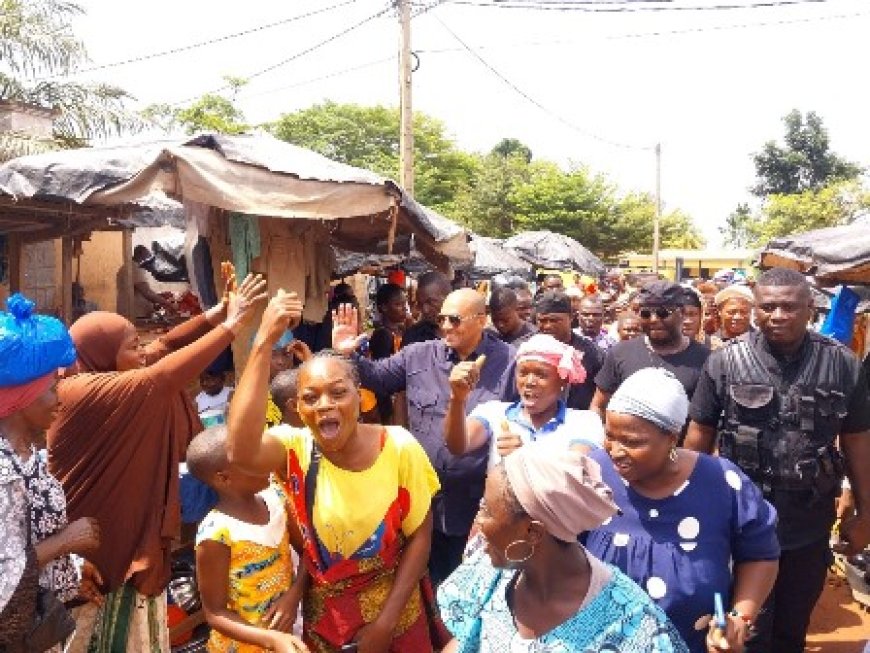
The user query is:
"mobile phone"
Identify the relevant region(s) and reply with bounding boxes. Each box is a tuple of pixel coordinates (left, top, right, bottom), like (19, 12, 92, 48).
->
(340, 644, 359, 652)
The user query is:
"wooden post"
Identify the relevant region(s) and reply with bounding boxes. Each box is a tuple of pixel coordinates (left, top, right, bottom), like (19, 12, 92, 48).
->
(121, 229, 134, 319)
(7, 234, 22, 293)
(61, 236, 73, 324)
(398, 0, 414, 196)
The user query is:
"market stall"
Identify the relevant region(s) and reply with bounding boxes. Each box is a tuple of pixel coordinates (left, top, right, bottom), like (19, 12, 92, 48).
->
(503, 229, 605, 276)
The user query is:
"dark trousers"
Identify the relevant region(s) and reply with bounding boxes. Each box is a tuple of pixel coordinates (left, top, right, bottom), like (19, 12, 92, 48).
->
(428, 530, 468, 587)
(746, 537, 831, 653)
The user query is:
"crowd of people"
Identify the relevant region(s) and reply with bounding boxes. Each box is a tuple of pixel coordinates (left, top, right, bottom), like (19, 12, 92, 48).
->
(1, 262, 869, 653)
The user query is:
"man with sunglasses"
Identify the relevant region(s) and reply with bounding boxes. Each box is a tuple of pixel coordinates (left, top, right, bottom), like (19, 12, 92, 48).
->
(590, 280, 710, 421)
(331, 287, 516, 586)
(685, 267, 870, 653)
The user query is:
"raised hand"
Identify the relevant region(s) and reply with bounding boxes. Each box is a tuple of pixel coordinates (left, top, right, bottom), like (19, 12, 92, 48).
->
(224, 274, 269, 331)
(258, 291, 304, 346)
(287, 339, 313, 364)
(332, 304, 364, 354)
(449, 355, 486, 402)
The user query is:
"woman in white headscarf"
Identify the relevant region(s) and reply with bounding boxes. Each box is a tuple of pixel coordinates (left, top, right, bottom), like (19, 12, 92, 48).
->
(585, 368, 779, 653)
(437, 446, 688, 652)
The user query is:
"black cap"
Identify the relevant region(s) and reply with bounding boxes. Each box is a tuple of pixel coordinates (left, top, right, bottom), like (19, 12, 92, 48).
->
(638, 280, 684, 306)
(535, 290, 572, 315)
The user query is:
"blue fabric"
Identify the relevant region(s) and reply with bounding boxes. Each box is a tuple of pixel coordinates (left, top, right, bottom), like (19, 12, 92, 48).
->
(584, 450, 780, 653)
(438, 548, 689, 652)
(820, 286, 859, 346)
(179, 467, 218, 524)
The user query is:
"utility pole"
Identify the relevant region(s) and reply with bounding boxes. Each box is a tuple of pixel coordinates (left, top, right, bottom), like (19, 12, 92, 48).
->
(653, 142, 662, 275)
(398, 0, 414, 196)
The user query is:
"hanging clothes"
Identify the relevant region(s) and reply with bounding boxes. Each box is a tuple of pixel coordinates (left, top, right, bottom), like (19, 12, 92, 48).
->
(228, 213, 261, 281)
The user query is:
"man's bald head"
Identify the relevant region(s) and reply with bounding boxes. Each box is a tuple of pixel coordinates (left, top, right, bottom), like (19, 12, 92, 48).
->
(440, 288, 487, 359)
(444, 288, 486, 315)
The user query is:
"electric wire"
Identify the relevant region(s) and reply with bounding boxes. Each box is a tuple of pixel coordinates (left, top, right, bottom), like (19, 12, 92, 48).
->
(34, 0, 361, 82)
(431, 14, 652, 150)
(430, 0, 837, 12)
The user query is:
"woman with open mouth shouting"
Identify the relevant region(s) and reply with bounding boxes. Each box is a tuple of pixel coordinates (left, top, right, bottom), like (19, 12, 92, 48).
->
(226, 292, 449, 653)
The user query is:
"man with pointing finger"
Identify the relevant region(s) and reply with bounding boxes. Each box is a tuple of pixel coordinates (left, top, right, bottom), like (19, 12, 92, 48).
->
(332, 287, 515, 584)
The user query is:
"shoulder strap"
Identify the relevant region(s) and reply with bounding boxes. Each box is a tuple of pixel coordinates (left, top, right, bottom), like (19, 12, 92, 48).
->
(304, 437, 321, 539)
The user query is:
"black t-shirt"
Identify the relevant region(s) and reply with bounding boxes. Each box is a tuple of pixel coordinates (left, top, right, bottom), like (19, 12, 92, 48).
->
(400, 320, 441, 347)
(594, 336, 710, 400)
(689, 330, 870, 549)
(567, 333, 603, 410)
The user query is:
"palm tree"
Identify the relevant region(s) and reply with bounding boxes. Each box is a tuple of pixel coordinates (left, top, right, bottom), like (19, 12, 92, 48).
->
(0, 0, 140, 161)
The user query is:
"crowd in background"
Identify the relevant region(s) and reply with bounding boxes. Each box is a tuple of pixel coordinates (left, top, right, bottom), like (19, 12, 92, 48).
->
(1, 262, 869, 653)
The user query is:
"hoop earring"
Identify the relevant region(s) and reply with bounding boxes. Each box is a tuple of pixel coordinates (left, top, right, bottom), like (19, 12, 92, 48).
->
(504, 539, 536, 565)
(669, 447, 678, 463)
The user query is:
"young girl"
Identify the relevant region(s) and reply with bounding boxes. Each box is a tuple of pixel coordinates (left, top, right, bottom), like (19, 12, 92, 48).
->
(187, 426, 308, 653)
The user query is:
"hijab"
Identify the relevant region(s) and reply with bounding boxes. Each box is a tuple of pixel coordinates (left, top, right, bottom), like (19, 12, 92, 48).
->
(68, 311, 132, 373)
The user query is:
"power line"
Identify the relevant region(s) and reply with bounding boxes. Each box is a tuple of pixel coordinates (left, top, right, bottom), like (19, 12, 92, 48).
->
(170, 3, 394, 106)
(235, 1, 445, 100)
(239, 57, 395, 99)
(35, 0, 362, 82)
(430, 0, 837, 12)
(415, 6, 867, 51)
(431, 14, 651, 150)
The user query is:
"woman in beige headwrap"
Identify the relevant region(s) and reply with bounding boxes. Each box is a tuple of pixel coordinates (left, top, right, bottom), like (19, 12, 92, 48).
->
(436, 446, 689, 652)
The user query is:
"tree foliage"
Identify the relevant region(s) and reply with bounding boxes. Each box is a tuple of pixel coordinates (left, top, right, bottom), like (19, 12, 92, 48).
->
(0, 0, 140, 160)
(270, 101, 479, 214)
(720, 203, 754, 248)
(752, 110, 861, 197)
(142, 78, 249, 135)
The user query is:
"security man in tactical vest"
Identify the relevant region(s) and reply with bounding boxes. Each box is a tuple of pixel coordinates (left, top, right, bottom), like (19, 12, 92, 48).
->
(685, 268, 870, 653)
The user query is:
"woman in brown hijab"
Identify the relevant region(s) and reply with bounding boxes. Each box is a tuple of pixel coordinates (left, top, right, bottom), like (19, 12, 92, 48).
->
(47, 273, 267, 653)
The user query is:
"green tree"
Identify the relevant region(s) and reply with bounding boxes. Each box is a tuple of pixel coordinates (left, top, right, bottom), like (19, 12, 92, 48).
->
(615, 192, 706, 254)
(451, 151, 528, 237)
(0, 0, 139, 160)
(752, 110, 861, 197)
(270, 101, 478, 213)
(720, 203, 754, 248)
(491, 137, 532, 163)
(750, 181, 870, 244)
(142, 78, 249, 135)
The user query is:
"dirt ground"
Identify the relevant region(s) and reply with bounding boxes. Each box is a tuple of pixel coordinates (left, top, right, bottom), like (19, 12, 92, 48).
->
(806, 571, 870, 653)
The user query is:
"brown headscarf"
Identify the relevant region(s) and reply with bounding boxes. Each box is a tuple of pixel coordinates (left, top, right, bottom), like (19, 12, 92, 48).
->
(69, 312, 132, 373)
(503, 447, 617, 543)
(47, 313, 227, 596)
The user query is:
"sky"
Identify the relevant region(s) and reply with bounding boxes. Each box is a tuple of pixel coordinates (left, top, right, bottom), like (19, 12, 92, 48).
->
(64, 0, 870, 246)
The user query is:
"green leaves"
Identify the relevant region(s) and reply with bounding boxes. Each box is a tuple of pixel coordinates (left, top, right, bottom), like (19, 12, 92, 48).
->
(0, 0, 140, 161)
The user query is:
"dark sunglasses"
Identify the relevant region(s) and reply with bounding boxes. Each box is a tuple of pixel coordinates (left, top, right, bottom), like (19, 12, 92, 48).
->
(437, 312, 482, 327)
(639, 306, 678, 320)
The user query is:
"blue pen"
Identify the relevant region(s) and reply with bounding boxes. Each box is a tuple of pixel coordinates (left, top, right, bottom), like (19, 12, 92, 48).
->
(713, 592, 727, 630)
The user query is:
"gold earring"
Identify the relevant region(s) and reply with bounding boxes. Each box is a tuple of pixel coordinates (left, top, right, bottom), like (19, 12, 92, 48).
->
(669, 447, 678, 463)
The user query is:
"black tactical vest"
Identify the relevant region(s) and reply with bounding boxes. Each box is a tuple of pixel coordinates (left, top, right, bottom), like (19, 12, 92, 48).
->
(718, 335, 847, 503)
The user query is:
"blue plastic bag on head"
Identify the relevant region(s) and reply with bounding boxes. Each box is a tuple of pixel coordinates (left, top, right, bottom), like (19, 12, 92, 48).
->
(0, 293, 77, 387)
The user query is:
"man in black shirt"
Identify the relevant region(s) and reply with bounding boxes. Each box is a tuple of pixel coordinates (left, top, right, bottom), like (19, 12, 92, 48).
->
(685, 268, 870, 653)
(532, 290, 602, 410)
(591, 280, 710, 418)
(401, 271, 451, 347)
(488, 287, 537, 345)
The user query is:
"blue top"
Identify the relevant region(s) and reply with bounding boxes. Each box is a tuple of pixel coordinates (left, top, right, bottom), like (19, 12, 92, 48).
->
(355, 330, 516, 536)
(584, 450, 780, 653)
(438, 547, 689, 653)
(469, 399, 604, 469)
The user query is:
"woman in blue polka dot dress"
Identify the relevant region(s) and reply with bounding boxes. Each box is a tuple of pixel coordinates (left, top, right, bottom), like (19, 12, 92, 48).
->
(584, 368, 780, 653)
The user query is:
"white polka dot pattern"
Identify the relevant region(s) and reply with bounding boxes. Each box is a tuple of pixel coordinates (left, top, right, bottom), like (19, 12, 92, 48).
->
(678, 516, 700, 540)
(725, 469, 742, 491)
(647, 576, 667, 599)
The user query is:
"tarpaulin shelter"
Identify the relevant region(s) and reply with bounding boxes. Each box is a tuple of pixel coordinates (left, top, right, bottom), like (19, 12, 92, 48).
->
(466, 235, 532, 280)
(0, 132, 471, 322)
(503, 230, 605, 276)
(759, 218, 870, 285)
